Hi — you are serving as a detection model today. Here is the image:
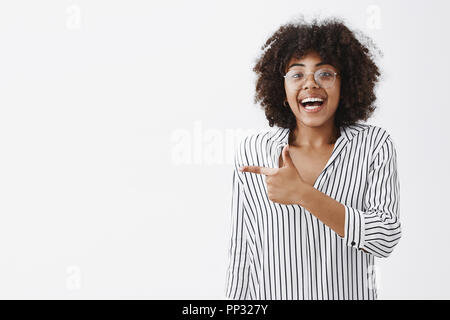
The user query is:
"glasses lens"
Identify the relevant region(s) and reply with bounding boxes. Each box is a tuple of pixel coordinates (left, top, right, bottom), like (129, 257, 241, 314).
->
(315, 68, 336, 89)
(286, 70, 305, 82)
(285, 68, 336, 89)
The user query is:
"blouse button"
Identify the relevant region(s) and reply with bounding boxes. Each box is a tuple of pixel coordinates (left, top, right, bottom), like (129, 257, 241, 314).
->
(351, 241, 356, 246)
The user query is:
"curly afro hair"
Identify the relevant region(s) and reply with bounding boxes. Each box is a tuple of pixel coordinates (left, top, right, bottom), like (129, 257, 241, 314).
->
(252, 16, 382, 130)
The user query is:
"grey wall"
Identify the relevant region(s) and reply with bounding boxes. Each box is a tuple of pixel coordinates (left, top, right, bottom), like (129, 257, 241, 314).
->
(0, 0, 448, 299)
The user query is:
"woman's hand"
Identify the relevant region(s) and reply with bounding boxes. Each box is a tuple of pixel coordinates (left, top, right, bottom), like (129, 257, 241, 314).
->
(239, 145, 308, 205)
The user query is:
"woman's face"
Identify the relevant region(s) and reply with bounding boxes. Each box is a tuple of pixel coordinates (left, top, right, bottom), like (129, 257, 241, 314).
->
(284, 51, 341, 128)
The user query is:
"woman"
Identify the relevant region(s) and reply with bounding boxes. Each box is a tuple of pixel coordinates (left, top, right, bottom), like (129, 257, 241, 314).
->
(225, 17, 401, 300)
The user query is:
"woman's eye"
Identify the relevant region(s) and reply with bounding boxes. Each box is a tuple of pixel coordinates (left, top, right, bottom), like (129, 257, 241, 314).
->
(319, 72, 332, 77)
(292, 73, 304, 79)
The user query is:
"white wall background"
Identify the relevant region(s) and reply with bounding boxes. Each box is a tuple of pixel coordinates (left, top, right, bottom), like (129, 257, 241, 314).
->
(0, 0, 448, 299)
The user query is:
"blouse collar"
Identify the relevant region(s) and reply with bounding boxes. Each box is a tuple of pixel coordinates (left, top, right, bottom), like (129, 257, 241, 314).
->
(269, 123, 368, 147)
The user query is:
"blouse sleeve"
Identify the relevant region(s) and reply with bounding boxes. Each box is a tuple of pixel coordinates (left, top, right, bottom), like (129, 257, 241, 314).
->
(225, 141, 252, 299)
(340, 135, 402, 258)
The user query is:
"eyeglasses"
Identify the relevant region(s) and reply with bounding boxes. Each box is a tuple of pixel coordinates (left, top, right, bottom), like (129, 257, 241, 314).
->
(283, 68, 339, 89)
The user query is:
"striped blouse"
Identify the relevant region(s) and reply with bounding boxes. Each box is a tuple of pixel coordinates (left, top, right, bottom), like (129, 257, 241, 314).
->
(225, 123, 401, 300)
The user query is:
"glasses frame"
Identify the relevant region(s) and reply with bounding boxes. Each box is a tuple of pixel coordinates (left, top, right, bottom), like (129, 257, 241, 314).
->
(283, 68, 339, 89)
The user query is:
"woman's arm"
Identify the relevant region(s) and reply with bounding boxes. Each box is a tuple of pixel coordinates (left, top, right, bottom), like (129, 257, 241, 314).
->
(297, 136, 401, 258)
(225, 142, 251, 299)
(296, 184, 368, 253)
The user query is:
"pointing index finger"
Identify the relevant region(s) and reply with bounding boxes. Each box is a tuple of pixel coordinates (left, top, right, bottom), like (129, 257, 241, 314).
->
(239, 166, 277, 175)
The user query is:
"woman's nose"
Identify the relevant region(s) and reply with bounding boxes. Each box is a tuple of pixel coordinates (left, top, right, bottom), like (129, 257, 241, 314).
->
(302, 73, 319, 89)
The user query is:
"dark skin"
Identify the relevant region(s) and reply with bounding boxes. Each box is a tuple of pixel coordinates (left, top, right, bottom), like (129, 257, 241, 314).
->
(240, 51, 368, 253)
(280, 50, 340, 188)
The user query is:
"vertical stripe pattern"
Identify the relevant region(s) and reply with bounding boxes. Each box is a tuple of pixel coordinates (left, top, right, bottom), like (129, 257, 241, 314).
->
(225, 123, 401, 300)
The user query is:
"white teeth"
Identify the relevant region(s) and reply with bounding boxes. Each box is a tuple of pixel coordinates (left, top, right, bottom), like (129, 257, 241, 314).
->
(305, 105, 320, 110)
(301, 97, 324, 104)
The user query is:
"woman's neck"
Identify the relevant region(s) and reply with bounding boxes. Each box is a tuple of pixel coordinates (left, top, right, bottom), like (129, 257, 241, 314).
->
(289, 123, 339, 148)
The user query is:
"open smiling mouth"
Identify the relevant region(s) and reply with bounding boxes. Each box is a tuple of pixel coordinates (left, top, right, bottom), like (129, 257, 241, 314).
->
(299, 97, 326, 112)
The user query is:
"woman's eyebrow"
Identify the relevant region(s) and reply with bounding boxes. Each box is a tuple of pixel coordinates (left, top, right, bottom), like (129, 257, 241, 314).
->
(287, 61, 329, 70)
